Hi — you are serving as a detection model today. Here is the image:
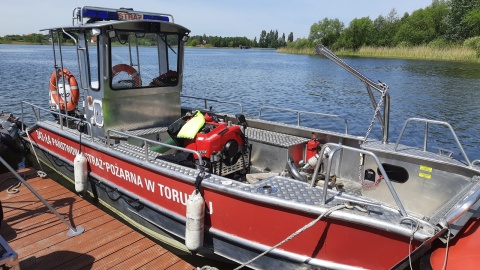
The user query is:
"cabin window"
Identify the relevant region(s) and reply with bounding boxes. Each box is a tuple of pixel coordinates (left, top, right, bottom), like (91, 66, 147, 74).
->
(109, 31, 179, 90)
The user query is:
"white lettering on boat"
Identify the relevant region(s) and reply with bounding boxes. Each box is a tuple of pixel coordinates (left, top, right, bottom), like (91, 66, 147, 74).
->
(35, 129, 214, 214)
(83, 153, 105, 170)
(36, 130, 79, 156)
(144, 178, 155, 192)
(118, 12, 143, 21)
(104, 162, 144, 188)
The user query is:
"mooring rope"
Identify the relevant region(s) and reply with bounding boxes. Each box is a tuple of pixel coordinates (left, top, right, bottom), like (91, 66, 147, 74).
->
(405, 218, 420, 270)
(7, 181, 21, 194)
(441, 227, 451, 270)
(0, 176, 22, 194)
(25, 128, 47, 178)
(234, 204, 347, 270)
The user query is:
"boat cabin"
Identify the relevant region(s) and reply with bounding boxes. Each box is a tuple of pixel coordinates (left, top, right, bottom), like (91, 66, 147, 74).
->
(48, 6, 190, 138)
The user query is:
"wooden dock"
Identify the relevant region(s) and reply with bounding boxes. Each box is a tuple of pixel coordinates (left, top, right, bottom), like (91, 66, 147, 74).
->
(0, 168, 196, 270)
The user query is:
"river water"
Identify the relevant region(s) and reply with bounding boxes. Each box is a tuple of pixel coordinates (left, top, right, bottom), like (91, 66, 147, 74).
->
(183, 48, 480, 162)
(1, 44, 480, 267)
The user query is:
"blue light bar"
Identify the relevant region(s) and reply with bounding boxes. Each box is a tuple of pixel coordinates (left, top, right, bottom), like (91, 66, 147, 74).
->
(79, 7, 170, 23)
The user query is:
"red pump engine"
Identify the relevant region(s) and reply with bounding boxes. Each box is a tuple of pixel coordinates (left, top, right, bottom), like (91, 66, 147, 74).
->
(182, 113, 250, 177)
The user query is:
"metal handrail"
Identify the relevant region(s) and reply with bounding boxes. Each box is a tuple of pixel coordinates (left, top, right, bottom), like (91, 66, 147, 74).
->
(258, 106, 348, 134)
(105, 129, 205, 168)
(0, 156, 84, 237)
(394, 118, 471, 166)
(312, 143, 408, 217)
(21, 101, 93, 141)
(181, 95, 244, 114)
(442, 185, 480, 226)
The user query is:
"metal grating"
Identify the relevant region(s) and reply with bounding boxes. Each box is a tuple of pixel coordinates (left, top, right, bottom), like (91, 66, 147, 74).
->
(245, 176, 408, 225)
(246, 127, 309, 147)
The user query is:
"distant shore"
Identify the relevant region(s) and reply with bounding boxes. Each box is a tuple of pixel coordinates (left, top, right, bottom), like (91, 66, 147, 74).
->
(3, 41, 478, 62)
(0, 41, 45, 45)
(277, 46, 480, 62)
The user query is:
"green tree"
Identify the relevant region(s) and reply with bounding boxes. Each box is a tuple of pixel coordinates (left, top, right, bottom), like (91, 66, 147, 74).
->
(309, 18, 344, 47)
(188, 39, 199, 46)
(445, 0, 480, 42)
(393, 3, 447, 46)
(253, 37, 258, 47)
(287, 32, 294, 43)
(463, 7, 480, 37)
(286, 37, 310, 49)
(32, 34, 44, 44)
(372, 9, 401, 47)
(338, 17, 374, 50)
(278, 33, 286, 47)
(272, 30, 279, 48)
(259, 30, 267, 47)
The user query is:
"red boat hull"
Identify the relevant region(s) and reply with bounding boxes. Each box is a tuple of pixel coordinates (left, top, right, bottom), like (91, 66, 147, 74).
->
(429, 217, 480, 269)
(30, 126, 419, 269)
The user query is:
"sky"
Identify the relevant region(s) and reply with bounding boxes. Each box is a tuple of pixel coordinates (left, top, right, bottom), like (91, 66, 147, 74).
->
(1, 0, 433, 39)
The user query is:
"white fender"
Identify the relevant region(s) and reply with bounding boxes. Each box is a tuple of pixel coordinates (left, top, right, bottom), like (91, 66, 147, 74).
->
(74, 152, 88, 194)
(185, 190, 205, 252)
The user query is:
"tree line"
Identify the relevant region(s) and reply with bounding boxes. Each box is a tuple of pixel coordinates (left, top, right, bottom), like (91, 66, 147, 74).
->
(291, 0, 480, 52)
(4, 0, 480, 53)
(186, 30, 294, 48)
(1, 31, 295, 49)
(0, 34, 46, 44)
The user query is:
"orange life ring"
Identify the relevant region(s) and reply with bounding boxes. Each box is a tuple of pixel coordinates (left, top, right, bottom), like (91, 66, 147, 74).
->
(150, 70, 178, 86)
(49, 69, 80, 112)
(112, 64, 142, 87)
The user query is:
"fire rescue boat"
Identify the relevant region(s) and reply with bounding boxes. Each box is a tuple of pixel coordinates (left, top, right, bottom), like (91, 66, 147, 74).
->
(17, 6, 480, 269)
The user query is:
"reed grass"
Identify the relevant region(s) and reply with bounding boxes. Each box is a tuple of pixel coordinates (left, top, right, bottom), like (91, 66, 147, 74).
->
(278, 45, 480, 62)
(276, 47, 315, 55)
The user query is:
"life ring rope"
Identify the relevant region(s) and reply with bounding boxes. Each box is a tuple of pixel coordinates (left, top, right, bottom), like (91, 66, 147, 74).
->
(49, 68, 80, 112)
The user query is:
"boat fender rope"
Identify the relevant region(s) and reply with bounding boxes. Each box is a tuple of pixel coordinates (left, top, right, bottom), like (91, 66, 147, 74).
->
(234, 204, 347, 270)
(25, 127, 47, 178)
(194, 171, 205, 193)
(77, 119, 83, 153)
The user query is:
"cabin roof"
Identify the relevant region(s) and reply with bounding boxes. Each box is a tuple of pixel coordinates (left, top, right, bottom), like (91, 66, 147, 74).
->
(41, 20, 190, 35)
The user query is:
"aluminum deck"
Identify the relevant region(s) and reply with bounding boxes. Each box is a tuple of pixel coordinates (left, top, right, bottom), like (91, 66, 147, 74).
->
(0, 168, 195, 270)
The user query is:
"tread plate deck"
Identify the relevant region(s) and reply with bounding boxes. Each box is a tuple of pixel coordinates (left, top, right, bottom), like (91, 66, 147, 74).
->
(0, 168, 194, 270)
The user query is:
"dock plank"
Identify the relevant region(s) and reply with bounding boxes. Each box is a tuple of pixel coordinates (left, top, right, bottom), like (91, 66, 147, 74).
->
(52, 231, 143, 270)
(0, 168, 195, 270)
(89, 237, 156, 269)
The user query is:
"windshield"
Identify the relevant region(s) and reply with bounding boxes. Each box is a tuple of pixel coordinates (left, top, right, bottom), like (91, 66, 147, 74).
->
(109, 31, 179, 90)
